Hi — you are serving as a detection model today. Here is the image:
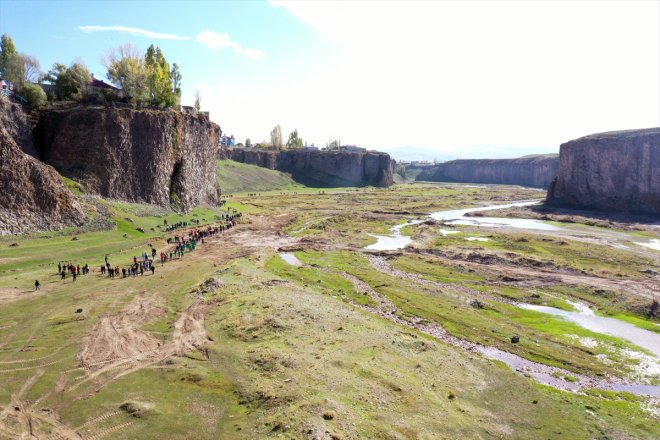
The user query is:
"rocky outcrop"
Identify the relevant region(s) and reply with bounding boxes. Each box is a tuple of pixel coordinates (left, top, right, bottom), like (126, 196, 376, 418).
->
(37, 104, 222, 211)
(547, 128, 660, 215)
(226, 148, 395, 187)
(0, 97, 86, 234)
(416, 155, 559, 188)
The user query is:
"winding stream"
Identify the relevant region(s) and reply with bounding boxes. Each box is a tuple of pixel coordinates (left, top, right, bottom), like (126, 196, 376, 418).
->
(367, 200, 555, 251)
(355, 200, 660, 395)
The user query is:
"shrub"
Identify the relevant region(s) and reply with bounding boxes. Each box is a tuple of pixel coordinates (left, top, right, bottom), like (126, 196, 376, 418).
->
(20, 83, 46, 107)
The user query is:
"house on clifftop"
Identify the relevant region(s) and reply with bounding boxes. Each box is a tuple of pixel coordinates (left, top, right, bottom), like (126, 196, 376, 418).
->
(87, 75, 124, 99)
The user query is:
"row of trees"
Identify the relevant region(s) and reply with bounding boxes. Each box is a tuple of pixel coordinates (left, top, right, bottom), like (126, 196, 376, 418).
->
(264, 125, 305, 150)
(0, 34, 185, 108)
(104, 43, 182, 107)
(243, 128, 344, 151)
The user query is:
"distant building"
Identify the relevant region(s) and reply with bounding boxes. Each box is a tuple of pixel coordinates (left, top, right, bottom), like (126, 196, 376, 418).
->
(0, 78, 10, 96)
(221, 134, 235, 147)
(180, 105, 195, 114)
(305, 146, 319, 151)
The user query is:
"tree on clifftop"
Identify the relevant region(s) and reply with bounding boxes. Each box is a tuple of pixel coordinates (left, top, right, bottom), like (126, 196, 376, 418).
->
(0, 34, 16, 79)
(194, 90, 201, 113)
(44, 62, 92, 101)
(270, 125, 283, 150)
(145, 44, 176, 107)
(171, 63, 182, 106)
(286, 129, 303, 149)
(104, 43, 149, 104)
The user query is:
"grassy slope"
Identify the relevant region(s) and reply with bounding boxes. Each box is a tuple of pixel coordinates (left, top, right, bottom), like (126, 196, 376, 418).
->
(216, 159, 301, 194)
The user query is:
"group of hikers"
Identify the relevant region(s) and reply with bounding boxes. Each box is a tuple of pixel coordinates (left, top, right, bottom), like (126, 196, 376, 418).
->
(36, 210, 242, 290)
(57, 261, 91, 281)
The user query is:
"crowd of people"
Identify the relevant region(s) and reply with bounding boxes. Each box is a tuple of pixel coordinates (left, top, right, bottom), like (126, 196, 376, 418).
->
(40, 210, 243, 289)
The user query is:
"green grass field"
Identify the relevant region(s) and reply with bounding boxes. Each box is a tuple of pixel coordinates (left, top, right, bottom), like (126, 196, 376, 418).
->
(0, 181, 658, 439)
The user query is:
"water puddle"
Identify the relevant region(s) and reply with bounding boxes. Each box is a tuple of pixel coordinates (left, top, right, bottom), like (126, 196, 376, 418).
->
(465, 237, 491, 242)
(518, 301, 660, 358)
(279, 252, 302, 266)
(635, 238, 660, 251)
(365, 220, 424, 251)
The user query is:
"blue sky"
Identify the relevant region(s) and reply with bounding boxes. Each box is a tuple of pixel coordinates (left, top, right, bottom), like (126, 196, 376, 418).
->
(1, 0, 658, 160)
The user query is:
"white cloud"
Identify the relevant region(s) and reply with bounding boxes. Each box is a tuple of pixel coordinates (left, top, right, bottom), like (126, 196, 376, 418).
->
(196, 31, 265, 59)
(77, 25, 191, 41)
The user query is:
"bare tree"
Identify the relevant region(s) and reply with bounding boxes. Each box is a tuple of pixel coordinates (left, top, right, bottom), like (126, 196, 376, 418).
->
(22, 54, 41, 83)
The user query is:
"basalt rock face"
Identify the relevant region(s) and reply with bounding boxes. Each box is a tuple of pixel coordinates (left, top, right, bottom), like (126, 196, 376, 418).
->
(547, 128, 660, 215)
(0, 97, 86, 234)
(416, 155, 559, 188)
(37, 105, 222, 211)
(227, 148, 395, 187)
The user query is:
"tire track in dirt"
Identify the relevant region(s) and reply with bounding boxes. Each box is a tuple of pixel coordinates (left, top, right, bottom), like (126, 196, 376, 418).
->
(0, 344, 67, 364)
(85, 421, 133, 440)
(74, 411, 123, 431)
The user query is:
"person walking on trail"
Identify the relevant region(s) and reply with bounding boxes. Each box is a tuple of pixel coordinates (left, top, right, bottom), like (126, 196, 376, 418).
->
(34, 280, 40, 290)
(150, 265, 155, 275)
(61, 270, 66, 280)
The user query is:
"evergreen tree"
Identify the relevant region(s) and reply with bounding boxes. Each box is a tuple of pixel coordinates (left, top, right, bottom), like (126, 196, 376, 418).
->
(171, 63, 182, 106)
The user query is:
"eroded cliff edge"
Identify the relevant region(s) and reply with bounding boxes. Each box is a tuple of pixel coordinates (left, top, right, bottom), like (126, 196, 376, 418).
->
(37, 104, 222, 211)
(547, 128, 660, 215)
(415, 155, 559, 188)
(226, 148, 395, 187)
(0, 97, 86, 234)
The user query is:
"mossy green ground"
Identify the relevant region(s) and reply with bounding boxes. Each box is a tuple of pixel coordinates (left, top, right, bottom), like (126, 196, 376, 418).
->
(0, 181, 658, 438)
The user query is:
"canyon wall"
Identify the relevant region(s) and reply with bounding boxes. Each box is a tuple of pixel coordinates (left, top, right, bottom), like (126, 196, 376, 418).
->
(415, 155, 559, 188)
(37, 104, 222, 211)
(227, 148, 395, 187)
(0, 97, 86, 234)
(546, 128, 660, 215)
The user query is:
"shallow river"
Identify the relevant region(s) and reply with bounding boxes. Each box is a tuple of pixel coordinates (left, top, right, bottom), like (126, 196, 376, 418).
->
(359, 200, 660, 394)
(366, 200, 551, 251)
(519, 301, 660, 358)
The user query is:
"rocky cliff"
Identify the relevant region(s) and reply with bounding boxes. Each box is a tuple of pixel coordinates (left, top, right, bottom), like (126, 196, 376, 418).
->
(546, 128, 660, 215)
(0, 97, 86, 234)
(37, 104, 222, 211)
(227, 149, 395, 187)
(416, 155, 559, 188)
